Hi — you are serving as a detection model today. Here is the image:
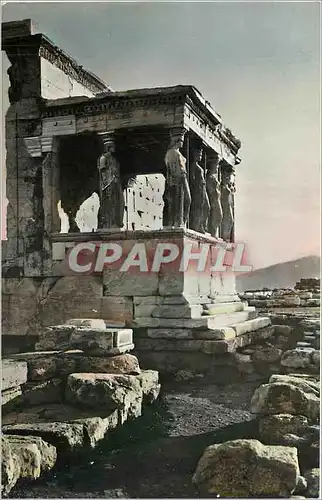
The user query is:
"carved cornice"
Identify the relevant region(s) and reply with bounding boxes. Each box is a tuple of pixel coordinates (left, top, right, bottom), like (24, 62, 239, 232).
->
(2, 32, 109, 96)
(38, 35, 109, 94)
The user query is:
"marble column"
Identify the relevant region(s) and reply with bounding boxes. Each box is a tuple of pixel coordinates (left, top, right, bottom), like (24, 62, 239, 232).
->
(97, 132, 125, 230)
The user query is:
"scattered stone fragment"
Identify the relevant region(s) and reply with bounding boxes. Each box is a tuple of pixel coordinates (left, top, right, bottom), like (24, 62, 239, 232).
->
(192, 439, 300, 498)
(136, 370, 160, 403)
(293, 475, 307, 496)
(2, 422, 85, 453)
(250, 381, 319, 421)
(252, 343, 282, 364)
(281, 349, 314, 369)
(1, 436, 20, 496)
(259, 414, 309, 444)
(5, 434, 57, 472)
(304, 468, 320, 498)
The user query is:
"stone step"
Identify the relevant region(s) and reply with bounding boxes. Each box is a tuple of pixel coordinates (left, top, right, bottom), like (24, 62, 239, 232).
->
(135, 325, 275, 354)
(203, 301, 247, 316)
(230, 316, 271, 336)
(132, 307, 257, 331)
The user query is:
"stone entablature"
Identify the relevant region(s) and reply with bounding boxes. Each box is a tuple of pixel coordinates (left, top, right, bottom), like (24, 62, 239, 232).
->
(2, 19, 110, 103)
(40, 86, 241, 164)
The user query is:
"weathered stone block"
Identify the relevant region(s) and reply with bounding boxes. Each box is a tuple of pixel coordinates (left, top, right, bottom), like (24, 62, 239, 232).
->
(281, 349, 313, 369)
(259, 414, 309, 444)
(232, 316, 271, 336)
(3, 422, 85, 453)
(103, 268, 158, 296)
(2, 386, 22, 407)
(136, 370, 160, 403)
(192, 439, 300, 498)
(5, 434, 57, 473)
(65, 373, 143, 420)
(2, 360, 27, 390)
(250, 381, 319, 421)
(35, 325, 76, 351)
(8, 351, 82, 381)
(78, 354, 141, 375)
(21, 379, 64, 405)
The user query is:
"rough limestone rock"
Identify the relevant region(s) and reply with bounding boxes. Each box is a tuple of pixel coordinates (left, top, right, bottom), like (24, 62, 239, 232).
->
(274, 325, 293, 336)
(79, 354, 141, 375)
(312, 350, 320, 366)
(5, 435, 57, 472)
(65, 373, 143, 420)
(2, 360, 27, 390)
(136, 370, 161, 403)
(259, 414, 309, 444)
(250, 381, 319, 421)
(293, 475, 308, 496)
(269, 374, 320, 396)
(192, 439, 300, 498)
(252, 343, 282, 364)
(1, 436, 20, 496)
(304, 468, 320, 498)
(35, 325, 76, 351)
(10, 351, 81, 381)
(2, 422, 85, 453)
(281, 349, 313, 369)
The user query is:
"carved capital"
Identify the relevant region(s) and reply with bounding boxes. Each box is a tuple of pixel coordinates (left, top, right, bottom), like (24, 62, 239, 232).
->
(98, 131, 116, 148)
(24, 136, 57, 157)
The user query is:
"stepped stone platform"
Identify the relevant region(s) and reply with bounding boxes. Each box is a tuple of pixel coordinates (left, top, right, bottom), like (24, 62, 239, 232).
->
(129, 295, 272, 375)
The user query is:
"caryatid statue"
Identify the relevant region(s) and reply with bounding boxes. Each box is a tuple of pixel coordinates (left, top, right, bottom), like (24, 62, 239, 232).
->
(163, 128, 191, 227)
(97, 133, 125, 229)
(190, 146, 210, 233)
(206, 152, 223, 238)
(221, 167, 235, 242)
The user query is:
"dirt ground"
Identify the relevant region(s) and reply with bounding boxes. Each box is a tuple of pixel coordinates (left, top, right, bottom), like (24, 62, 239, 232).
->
(10, 377, 263, 498)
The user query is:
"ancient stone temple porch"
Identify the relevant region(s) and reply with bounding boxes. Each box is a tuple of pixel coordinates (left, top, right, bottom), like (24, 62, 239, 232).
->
(1, 19, 271, 368)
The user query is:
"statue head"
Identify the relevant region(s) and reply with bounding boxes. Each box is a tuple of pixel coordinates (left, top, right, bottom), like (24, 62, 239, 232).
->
(193, 147, 203, 164)
(206, 152, 219, 174)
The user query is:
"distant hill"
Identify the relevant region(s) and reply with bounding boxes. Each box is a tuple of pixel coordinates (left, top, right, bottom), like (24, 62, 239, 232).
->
(236, 255, 320, 292)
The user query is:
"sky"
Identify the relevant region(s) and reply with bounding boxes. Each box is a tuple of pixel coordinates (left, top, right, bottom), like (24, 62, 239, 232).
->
(1, 1, 320, 269)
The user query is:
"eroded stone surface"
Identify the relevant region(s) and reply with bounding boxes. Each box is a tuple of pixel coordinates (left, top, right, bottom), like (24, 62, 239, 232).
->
(2, 360, 27, 390)
(3, 422, 85, 453)
(259, 414, 309, 444)
(65, 373, 143, 420)
(78, 354, 141, 375)
(250, 381, 319, 421)
(193, 439, 300, 498)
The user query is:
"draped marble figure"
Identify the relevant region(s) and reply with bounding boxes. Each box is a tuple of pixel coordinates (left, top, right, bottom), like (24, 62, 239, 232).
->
(164, 130, 191, 227)
(206, 153, 223, 238)
(97, 138, 124, 229)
